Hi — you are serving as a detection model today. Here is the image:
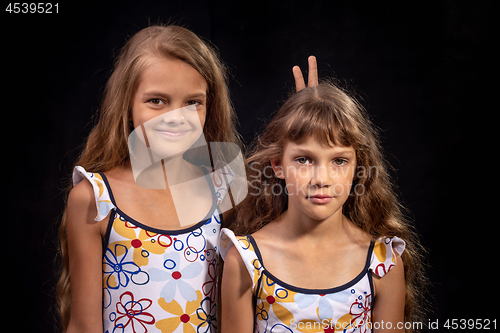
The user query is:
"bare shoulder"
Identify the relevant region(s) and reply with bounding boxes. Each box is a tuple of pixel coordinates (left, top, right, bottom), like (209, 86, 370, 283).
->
(251, 218, 282, 242)
(224, 245, 244, 268)
(222, 244, 252, 294)
(66, 177, 107, 235)
(345, 218, 373, 249)
(67, 179, 96, 221)
(378, 253, 405, 281)
(372, 253, 405, 296)
(103, 164, 134, 184)
(250, 225, 274, 250)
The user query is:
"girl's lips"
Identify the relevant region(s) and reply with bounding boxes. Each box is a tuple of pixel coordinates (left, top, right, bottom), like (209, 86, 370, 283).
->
(155, 129, 190, 137)
(307, 194, 333, 204)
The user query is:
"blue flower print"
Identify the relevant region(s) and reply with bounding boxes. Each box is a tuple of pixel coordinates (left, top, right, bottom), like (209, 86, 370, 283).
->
(270, 324, 293, 332)
(103, 244, 141, 289)
(294, 293, 317, 309)
(149, 251, 202, 302)
(195, 296, 217, 333)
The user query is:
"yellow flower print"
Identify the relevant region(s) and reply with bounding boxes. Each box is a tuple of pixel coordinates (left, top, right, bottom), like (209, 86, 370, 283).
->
(295, 319, 333, 333)
(235, 236, 263, 286)
(155, 290, 205, 333)
(373, 238, 398, 276)
(256, 275, 296, 327)
(335, 313, 356, 332)
(108, 216, 173, 266)
(373, 240, 387, 263)
(90, 173, 114, 220)
(295, 312, 355, 333)
(93, 173, 106, 197)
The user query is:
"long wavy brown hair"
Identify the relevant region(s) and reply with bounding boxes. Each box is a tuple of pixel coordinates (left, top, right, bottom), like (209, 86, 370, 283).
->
(56, 24, 240, 331)
(233, 81, 428, 331)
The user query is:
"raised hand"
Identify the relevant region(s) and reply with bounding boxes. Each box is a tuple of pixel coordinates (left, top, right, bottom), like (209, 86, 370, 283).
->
(292, 55, 318, 91)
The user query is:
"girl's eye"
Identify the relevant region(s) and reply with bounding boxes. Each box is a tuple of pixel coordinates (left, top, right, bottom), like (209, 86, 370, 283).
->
(186, 100, 201, 106)
(149, 99, 165, 106)
(296, 157, 311, 165)
(333, 158, 347, 166)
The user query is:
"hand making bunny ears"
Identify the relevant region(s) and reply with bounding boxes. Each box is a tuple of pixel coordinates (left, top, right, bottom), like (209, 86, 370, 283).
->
(292, 55, 318, 91)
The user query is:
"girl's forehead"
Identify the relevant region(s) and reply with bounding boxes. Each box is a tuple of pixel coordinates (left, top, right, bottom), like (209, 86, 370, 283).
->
(140, 58, 205, 85)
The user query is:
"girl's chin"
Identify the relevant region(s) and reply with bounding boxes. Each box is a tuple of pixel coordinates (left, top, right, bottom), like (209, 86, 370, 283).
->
(300, 206, 342, 222)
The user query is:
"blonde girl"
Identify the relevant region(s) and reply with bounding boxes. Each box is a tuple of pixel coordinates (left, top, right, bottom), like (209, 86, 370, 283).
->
(57, 25, 240, 333)
(220, 77, 427, 332)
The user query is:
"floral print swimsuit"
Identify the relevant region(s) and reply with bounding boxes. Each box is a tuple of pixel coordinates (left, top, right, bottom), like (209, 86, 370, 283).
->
(219, 228, 405, 333)
(73, 166, 233, 333)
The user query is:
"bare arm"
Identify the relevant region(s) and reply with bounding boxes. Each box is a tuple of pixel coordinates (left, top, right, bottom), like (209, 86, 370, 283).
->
(372, 254, 406, 332)
(65, 180, 107, 333)
(220, 246, 254, 333)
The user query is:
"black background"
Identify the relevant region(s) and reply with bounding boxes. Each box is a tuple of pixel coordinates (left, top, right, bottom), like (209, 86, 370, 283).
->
(3, 1, 493, 332)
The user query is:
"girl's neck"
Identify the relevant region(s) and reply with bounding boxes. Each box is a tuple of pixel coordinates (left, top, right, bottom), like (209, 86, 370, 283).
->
(133, 155, 195, 189)
(277, 205, 349, 244)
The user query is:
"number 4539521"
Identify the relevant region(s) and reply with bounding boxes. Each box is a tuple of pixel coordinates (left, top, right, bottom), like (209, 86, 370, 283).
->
(443, 319, 496, 330)
(6, 3, 59, 14)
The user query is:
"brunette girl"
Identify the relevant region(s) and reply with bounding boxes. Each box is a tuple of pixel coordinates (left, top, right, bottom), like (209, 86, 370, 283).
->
(220, 79, 427, 332)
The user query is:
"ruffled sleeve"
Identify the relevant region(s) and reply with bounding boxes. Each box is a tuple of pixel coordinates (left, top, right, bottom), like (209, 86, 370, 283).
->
(369, 236, 405, 278)
(209, 165, 235, 204)
(72, 166, 116, 221)
(219, 228, 264, 294)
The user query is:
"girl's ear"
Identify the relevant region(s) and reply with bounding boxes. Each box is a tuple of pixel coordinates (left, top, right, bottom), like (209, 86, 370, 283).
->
(270, 158, 285, 179)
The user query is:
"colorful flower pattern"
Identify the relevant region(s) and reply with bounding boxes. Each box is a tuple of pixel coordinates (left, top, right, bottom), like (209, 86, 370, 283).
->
(115, 291, 155, 333)
(74, 166, 232, 333)
(220, 228, 405, 333)
(155, 290, 207, 333)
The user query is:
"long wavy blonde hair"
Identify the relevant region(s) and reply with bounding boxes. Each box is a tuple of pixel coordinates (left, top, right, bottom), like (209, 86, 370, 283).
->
(56, 24, 240, 331)
(233, 81, 428, 331)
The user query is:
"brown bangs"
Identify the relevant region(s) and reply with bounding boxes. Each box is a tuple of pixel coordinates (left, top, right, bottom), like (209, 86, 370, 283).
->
(284, 99, 354, 148)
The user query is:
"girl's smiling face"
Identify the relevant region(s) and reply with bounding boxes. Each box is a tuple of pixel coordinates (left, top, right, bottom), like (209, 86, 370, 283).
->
(271, 136, 357, 222)
(130, 57, 208, 159)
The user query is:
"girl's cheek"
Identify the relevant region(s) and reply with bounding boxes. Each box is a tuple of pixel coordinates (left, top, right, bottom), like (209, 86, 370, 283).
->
(328, 173, 351, 195)
(331, 182, 351, 197)
(290, 165, 312, 179)
(284, 175, 310, 196)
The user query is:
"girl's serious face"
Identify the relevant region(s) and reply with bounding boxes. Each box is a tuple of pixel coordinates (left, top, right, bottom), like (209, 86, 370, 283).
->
(130, 57, 208, 159)
(271, 136, 357, 222)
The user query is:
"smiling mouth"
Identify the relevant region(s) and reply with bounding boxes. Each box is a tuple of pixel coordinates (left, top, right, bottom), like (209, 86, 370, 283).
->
(155, 129, 190, 137)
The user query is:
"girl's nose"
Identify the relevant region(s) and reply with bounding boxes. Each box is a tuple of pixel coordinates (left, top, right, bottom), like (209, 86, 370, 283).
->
(161, 107, 186, 125)
(310, 165, 332, 187)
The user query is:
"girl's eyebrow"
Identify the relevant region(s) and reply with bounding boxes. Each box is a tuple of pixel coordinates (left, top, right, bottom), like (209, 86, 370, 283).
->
(290, 147, 354, 156)
(142, 91, 206, 100)
(186, 93, 207, 100)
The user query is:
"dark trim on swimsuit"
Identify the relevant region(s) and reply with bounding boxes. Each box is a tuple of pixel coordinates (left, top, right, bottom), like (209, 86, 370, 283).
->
(98, 166, 219, 236)
(246, 234, 376, 295)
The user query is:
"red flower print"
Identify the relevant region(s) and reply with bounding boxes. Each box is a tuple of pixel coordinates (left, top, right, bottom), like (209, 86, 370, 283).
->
(115, 291, 155, 333)
(374, 262, 395, 276)
(349, 293, 371, 333)
(202, 260, 218, 303)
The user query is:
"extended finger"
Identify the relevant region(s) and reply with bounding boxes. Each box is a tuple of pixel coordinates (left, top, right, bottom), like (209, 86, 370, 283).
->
(307, 55, 318, 87)
(293, 65, 306, 91)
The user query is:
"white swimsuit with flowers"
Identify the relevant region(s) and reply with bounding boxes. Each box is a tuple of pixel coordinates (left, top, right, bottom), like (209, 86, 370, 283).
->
(73, 165, 234, 333)
(219, 228, 405, 333)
